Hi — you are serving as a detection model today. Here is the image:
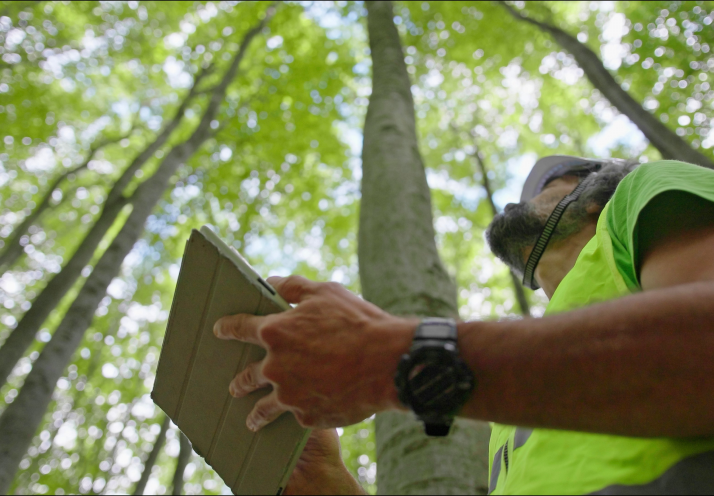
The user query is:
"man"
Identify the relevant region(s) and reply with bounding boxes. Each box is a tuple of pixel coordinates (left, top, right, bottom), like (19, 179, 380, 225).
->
(214, 157, 714, 494)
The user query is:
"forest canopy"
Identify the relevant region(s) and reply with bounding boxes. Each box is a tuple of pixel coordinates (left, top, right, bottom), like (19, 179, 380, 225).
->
(0, 1, 712, 494)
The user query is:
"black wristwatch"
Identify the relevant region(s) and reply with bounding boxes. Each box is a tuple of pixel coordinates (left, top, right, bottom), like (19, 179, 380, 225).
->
(395, 318, 475, 437)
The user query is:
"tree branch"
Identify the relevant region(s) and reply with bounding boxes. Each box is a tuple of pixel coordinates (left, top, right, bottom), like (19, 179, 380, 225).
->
(171, 433, 192, 496)
(498, 1, 714, 169)
(132, 416, 171, 496)
(104, 63, 213, 207)
(454, 124, 531, 317)
(0, 126, 135, 276)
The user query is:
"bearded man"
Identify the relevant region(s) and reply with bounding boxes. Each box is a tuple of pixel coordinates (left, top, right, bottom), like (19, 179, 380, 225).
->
(215, 157, 714, 495)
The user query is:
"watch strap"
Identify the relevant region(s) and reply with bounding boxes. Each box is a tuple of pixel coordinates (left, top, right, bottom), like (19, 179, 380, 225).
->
(424, 421, 452, 437)
(413, 317, 458, 342)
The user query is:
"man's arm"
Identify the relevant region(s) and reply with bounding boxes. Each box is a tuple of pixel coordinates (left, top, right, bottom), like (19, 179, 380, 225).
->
(458, 281, 714, 437)
(214, 194, 714, 437)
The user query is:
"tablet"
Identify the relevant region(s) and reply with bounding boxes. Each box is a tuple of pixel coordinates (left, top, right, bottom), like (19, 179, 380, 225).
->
(152, 226, 310, 495)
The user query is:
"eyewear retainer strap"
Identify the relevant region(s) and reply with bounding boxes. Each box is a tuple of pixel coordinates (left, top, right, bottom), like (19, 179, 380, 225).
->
(522, 180, 589, 290)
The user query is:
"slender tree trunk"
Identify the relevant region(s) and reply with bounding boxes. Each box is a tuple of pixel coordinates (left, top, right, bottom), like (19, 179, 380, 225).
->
(133, 415, 171, 496)
(500, 1, 714, 170)
(0, 10, 274, 493)
(360, 2, 489, 493)
(0, 198, 128, 390)
(0, 61, 210, 392)
(468, 135, 531, 317)
(171, 433, 192, 496)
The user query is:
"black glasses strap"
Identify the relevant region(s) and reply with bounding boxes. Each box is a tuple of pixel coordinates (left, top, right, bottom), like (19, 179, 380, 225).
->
(522, 180, 589, 290)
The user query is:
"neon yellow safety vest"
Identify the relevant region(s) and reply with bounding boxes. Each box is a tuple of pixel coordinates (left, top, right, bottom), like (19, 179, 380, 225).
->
(488, 161, 714, 495)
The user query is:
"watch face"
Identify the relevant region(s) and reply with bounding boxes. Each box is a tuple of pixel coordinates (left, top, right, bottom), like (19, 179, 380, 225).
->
(406, 349, 472, 415)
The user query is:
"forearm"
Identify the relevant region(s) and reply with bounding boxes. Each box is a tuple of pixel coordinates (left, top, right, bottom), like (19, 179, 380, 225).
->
(457, 281, 714, 437)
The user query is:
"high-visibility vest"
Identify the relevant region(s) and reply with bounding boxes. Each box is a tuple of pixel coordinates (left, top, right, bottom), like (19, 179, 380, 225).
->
(488, 201, 714, 494)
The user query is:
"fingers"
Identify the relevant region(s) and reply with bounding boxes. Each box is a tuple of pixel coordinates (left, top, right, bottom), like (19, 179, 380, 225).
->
(229, 360, 269, 399)
(266, 275, 322, 304)
(247, 390, 286, 432)
(214, 313, 264, 344)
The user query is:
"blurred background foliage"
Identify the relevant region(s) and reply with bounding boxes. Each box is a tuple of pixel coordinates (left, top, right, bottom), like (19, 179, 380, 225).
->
(0, 1, 712, 494)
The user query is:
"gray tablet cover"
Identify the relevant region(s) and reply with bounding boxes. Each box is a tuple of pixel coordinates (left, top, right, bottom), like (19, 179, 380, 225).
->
(152, 227, 310, 495)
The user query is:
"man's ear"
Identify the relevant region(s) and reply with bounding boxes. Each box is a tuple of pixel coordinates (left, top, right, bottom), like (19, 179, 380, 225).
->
(586, 202, 602, 216)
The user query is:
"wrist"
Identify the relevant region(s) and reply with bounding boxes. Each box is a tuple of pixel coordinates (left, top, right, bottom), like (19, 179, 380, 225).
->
(364, 315, 417, 412)
(334, 464, 368, 495)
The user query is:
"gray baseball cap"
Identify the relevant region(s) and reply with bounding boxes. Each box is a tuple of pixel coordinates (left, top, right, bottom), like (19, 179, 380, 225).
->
(519, 155, 610, 203)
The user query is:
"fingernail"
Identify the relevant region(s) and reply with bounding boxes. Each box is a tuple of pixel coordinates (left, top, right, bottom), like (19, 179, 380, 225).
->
(246, 418, 257, 432)
(229, 383, 237, 397)
(213, 321, 222, 337)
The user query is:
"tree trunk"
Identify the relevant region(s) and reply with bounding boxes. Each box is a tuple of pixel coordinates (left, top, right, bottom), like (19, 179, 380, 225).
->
(0, 197, 128, 391)
(500, 1, 714, 170)
(0, 10, 274, 492)
(171, 433, 192, 496)
(133, 415, 171, 496)
(468, 134, 530, 318)
(0, 59, 210, 392)
(360, 2, 489, 493)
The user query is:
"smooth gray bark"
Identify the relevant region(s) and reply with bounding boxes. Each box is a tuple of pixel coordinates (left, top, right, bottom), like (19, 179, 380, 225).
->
(468, 134, 530, 317)
(170, 433, 192, 496)
(0, 64, 210, 392)
(0, 10, 274, 492)
(0, 131, 131, 276)
(500, 2, 714, 170)
(133, 415, 171, 496)
(360, 2, 489, 493)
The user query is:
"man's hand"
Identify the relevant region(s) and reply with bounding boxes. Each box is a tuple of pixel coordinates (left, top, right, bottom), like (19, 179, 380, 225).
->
(284, 429, 365, 495)
(213, 275, 414, 430)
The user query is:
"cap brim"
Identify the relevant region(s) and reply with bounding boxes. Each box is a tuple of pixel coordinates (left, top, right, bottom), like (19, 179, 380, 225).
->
(519, 155, 607, 203)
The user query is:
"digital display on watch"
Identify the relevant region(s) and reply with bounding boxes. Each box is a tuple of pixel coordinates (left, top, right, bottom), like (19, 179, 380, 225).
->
(416, 325, 454, 339)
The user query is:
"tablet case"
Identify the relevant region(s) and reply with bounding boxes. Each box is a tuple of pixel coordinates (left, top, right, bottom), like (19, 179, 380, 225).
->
(152, 226, 310, 495)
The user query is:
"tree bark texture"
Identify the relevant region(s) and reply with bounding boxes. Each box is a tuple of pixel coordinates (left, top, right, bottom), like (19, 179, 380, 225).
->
(500, 2, 714, 170)
(468, 134, 530, 318)
(0, 57, 211, 392)
(133, 415, 171, 496)
(0, 10, 274, 492)
(171, 433, 192, 496)
(360, 2, 489, 493)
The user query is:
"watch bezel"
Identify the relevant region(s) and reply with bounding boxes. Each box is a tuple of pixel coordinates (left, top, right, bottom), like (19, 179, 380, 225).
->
(396, 344, 474, 416)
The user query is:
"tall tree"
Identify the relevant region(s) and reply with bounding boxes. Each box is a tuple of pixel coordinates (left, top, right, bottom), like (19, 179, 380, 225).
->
(500, 1, 714, 170)
(360, 2, 489, 493)
(0, 8, 276, 492)
(132, 415, 170, 496)
(0, 66, 209, 391)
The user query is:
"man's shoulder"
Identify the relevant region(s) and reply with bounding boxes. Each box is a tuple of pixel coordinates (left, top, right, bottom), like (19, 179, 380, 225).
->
(616, 160, 713, 193)
(609, 160, 714, 218)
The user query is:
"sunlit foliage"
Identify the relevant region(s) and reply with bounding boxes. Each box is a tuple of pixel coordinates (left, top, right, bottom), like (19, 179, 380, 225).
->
(0, 1, 712, 494)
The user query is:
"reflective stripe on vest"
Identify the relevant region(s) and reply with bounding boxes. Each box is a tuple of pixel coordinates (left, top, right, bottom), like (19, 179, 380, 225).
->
(489, 445, 503, 494)
(514, 428, 533, 450)
(589, 450, 714, 495)
(489, 429, 534, 495)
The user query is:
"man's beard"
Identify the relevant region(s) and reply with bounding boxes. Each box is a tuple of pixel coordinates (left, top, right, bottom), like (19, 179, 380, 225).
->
(485, 160, 638, 279)
(485, 200, 588, 278)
